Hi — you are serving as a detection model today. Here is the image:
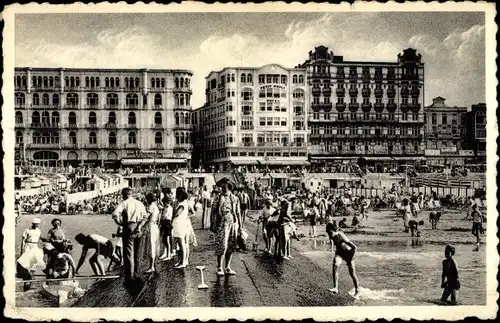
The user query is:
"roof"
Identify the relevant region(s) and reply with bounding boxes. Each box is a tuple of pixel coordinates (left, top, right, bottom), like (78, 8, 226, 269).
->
(15, 67, 193, 75)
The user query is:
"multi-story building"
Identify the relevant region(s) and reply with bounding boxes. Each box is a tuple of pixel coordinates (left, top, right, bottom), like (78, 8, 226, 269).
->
(195, 64, 308, 171)
(14, 67, 193, 169)
(423, 96, 469, 166)
(465, 103, 486, 164)
(299, 46, 426, 170)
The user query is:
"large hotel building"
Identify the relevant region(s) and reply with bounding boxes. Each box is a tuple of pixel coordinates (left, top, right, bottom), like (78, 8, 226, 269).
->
(194, 46, 426, 171)
(14, 67, 193, 169)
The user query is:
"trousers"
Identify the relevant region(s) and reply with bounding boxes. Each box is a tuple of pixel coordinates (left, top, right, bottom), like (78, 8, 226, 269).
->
(122, 223, 142, 282)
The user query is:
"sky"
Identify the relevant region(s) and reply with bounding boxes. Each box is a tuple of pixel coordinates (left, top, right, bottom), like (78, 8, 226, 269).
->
(15, 12, 485, 108)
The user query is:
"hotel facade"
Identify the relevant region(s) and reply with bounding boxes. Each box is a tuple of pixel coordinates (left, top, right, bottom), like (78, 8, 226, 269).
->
(194, 64, 309, 170)
(14, 67, 193, 169)
(195, 46, 426, 171)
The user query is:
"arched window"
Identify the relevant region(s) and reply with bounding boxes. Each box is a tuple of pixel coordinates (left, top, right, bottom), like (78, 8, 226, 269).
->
(110, 77, 115, 88)
(175, 78, 179, 88)
(475, 111, 485, 124)
(247, 74, 253, 83)
(298, 75, 304, 84)
(52, 93, 60, 106)
(32, 111, 40, 124)
(175, 132, 180, 144)
(128, 112, 136, 125)
(15, 93, 25, 105)
(22, 76, 27, 87)
(180, 94, 185, 105)
(89, 132, 97, 144)
(106, 93, 118, 106)
(128, 132, 136, 144)
(186, 94, 190, 106)
(241, 73, 246, 83)
(15, 111, 23, 124)
(175, 113, 180, 125)
(38, 76, 42, 86)
(33, 76, 37, 87)
(43, 76, 48, 87)
(126, 93, 138, 106)
(151, 78, 155, 88)
(161, 78, 165, 88)
(41, 111, 50, 124)
(96, 77, 100, 87)
(54, 76, 59, 87)
(32, 93, 40, 105)
(69, 112, 76, 125)
(184, 113, 190, 125)
(180, 77, 184, 88)
(180, 132, 185, 144)
(42, 93, 50, 105)
(143, 95, 147, 106)
(87, 93, 99, 106)
(154, 112, 162, 125)
(125, 77, 129, 88)
(66, 93, 79, 106)
(75, 77, 80, 87)
(109, 132, 117, 145)
(49, 76, 54, 87)
(156, 78, 160, 88)
(135, 78, 139, 88)
(241, 89, 253, 101)
(33, 132, 41, 144)
(69, 131, 77, 144)
(105, 77, 110, 87)
(115, 77, 120, 87)
(155, 132, 162, 144)
(88, 112, 97, 125)
(108, 112, 116, 124)
(16, 131, 23, 144)
(85, 77, 90, 87)
(154, 93, 162, 106)
(281, 75, 287, 84)
(51, 111, 60, 124)
(65, 77, 69, 87)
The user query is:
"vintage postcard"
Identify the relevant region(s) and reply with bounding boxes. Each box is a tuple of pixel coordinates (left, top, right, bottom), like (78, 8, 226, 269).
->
(2, 1, 498, 321)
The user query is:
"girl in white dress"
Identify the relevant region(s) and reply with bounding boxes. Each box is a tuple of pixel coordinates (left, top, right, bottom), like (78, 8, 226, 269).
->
(17, 218, 45, 290)
(172, 187, 190, 269)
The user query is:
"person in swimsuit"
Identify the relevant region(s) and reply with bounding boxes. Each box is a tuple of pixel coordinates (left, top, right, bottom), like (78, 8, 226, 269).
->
(41, 218, 70, 253)
(44, 244, 76, 279)
(470, 204, 484, 245)
(326, 223, 360, 298)
(259, 199, 276, 254)
(441, 245, 460, 305)
(74, 233, 121, 276)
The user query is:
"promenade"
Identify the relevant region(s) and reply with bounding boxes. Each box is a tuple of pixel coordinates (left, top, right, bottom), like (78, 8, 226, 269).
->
(74, 211, 355, 307)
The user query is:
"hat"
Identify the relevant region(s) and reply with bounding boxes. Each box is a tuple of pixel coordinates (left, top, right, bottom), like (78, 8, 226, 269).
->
(43, 243, 54, 251)
(32, 218, 41, 224)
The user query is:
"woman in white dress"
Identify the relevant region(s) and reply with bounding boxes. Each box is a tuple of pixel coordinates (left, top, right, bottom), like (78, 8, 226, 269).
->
(172, 187, 190, 269)
(146, 193, 161, 273)
(17, 218, 45, 291)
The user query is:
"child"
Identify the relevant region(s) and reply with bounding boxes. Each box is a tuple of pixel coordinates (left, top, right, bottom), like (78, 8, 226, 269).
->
(441, 245, 460, 305)
(471, 204, 484, 245)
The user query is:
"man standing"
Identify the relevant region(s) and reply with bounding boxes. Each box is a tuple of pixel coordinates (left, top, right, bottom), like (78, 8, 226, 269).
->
(113, 188, 147, 285)
(237, 187, 251, 227)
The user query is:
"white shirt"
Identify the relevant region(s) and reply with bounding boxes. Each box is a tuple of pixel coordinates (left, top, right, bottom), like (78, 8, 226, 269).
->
(261, 206, 276, 220)
(148, 202, 161, 225)
(202, 190, 211, 200)
(23, 228, 41, 244)
(162, 204, 173, 221)
(113, 197, 147, 224)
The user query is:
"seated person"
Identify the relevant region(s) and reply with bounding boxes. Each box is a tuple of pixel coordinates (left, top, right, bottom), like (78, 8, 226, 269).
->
(351, 216, 359, 227)
(339, 218, 349, 229)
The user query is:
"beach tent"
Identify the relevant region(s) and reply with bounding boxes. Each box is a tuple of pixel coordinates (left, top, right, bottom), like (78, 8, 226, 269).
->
(86, 176, 104, 191)
(37, 176, 51, 186)
(51, 174, 67, 183)
(22, 177, 41, 189)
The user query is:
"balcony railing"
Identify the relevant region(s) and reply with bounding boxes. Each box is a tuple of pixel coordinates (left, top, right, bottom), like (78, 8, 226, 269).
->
(104, 123, 118, 129)
(125, 144, 139, 149)
(84, 143, 99, 149)
(63, 123, 79, 129)
(65, 104, 79, 110)
(124, 123, 139, 129)
(63, 143, 80, 149)
(85, 123, 99, 129)
(174, 124, 192, 130)
(241, 125, 254, 130)
(30, 122, 60, 128)
(84, 104, 99, 110)
(104, 105, 119, 110)
(27, 143, 60, 148)
(124, 104, 139, 110)
(152, 105, 163, 110)
(31, 104, 61, 110)
(152, 144, 164, 150)
(152, 123, 164, 129)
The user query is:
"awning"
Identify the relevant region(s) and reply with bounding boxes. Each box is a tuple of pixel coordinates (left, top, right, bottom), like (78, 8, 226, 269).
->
(310, 157, 358, 160)
(392, 157, 426, 161)
(231, 159, 308, 166)
(121, 158, 188, 165)
(362, 157, 394, 161)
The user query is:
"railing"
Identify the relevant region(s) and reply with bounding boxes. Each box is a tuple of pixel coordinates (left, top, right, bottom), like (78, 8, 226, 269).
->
(85, 123, 99, 129)
(124, 123, 139, 129)
(152, 105, 163, 110)
(104, 105, 119, 110)
(152, 144, 164, 150)
(63, 143, 80, 149)
(104, 123, 118, 129)
(84, 104, 99, 110)
(26, 143, 60, 148)
(31, 104, 61, 110)
(124, 104, 139, 110)
(63, 123, 79, 129)
(65, 104, 79, 110)
(30, 122, 60, 128)
(152, 123, 164, 129)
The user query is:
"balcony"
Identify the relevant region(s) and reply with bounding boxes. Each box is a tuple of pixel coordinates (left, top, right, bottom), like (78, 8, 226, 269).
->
(374, 103, 384, 112)
(32, 104, 61, 110)
(174, 124, 192, 130)
(84, 104, 99, 110)
(411, 88, 420, 97)
(30, 122, 60, 129)
(387, 88, 396, 98)
(241, 125, 254, 130)
(104, 105, 119, 110)
(107, 143, 119, 149)
(124, 123, 139, 129)
(85, 123, 99, 129)
(151, 144, 164, 150)
(27, 143, 60, 149)
(311, 103, 332, 111)
(152, 105, 163, 110)
(410, 104, 421, 112)
(63, 143, 80, 149)
(335, 103, 346, 111)
(386, 103, 397, 111)
(84, 143, 99, 149)
(361, 103, 372, 112)
(374, 88, 383, 97)
(322, 88, 332, 96)
(400, 104, 410, 112)
(311, 87, 321, 95)
(104, 122, 118, 129)
(174, 86, 192, 94)
(124, 104, 139, 110)
(152, 123, 164, 129)
(15, 104, 27, 109)
(125, 144, 139, 149)
(400, 87, 409, 97)
(65, 104, 79, 110)
(348, 88, 358, 97)
(348, 103, 359, 111)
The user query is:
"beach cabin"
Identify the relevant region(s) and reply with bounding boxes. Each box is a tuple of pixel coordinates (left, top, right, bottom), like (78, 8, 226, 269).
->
(22, 177, 41, 189)
(50, 174, 68, 189)
(37, 176, 51, 186)
(86, 176, 104, 191)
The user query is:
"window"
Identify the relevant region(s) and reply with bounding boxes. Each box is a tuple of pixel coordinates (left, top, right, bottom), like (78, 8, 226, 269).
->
(126, 93, 138, 106)
(109, 132, 117, 145)
(128, 112, 136, 125)
(154, 93, 162, 106)
(259, 117, 265, 126)
(128, 132, 137, 144)
(108, 112, 116, 124)
(161, 78, 165, 88)
(66, 93, 79, 106)
(281, 75, 287, 84)
(32, 111, 40, 124)
(259, 75, 265, 83)
(15, 112, 23, 124)
(51, 111, 60, 124)
(475, 111, 485, 124)
(53, 94, 60, 106)
(41, 111, 50, 124)
(175, 113, 180, 125)
(69, 112, 76, 125)
(155, 132, 162, 144)
(106, 93, 118, 106)
(241, 73, 246, 83)
(241, 89, 253, 101)
(247, 74, 253, 83)
(87, 93, 99, 106)
(32, 93, 40, 105)
(293, 75, 298, 83)
(89, 112, 97, 125)
(16, 131, 23, 144)
(154, 112, 162, 125)
(442, 113, 448, 125)
(69, 131, 77, 144)
(298, 75, 304, 84)
(89, 132, 97, 144)
(431, 113, 437, 125)
(15, 93, 25, 105)
(42, 93, 50, 105)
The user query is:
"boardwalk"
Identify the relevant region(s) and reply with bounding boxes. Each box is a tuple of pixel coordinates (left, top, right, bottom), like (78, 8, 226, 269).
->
(74, 211, 355, 307)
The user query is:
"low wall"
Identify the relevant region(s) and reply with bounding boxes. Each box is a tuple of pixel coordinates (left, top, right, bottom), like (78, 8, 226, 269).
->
(66, 182, 129, 204)
(322, 185, 480, 198)
(15, 186, 52, 197)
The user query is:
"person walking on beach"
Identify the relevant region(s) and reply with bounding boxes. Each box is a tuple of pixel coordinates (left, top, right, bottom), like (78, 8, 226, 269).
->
(441, 245, 460, 305)
(200, 185, 212, 229)
(112, 187, 147, 285)
(470, 204, 484, 246)
(213, 183, 242, 276)
(327, 221, 360, 298)
(237, 187, 251, 227)
(145, 193, 161, 273)
(159, 192, 174, 261)
(400, 199, 413, 233)
(172, 187, 190, 269)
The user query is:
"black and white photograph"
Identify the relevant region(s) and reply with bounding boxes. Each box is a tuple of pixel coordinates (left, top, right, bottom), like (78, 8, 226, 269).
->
(2, 2, 497, 321)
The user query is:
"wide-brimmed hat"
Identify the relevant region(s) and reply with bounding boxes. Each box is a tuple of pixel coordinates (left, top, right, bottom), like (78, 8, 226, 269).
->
(32, 218, 41, 224)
